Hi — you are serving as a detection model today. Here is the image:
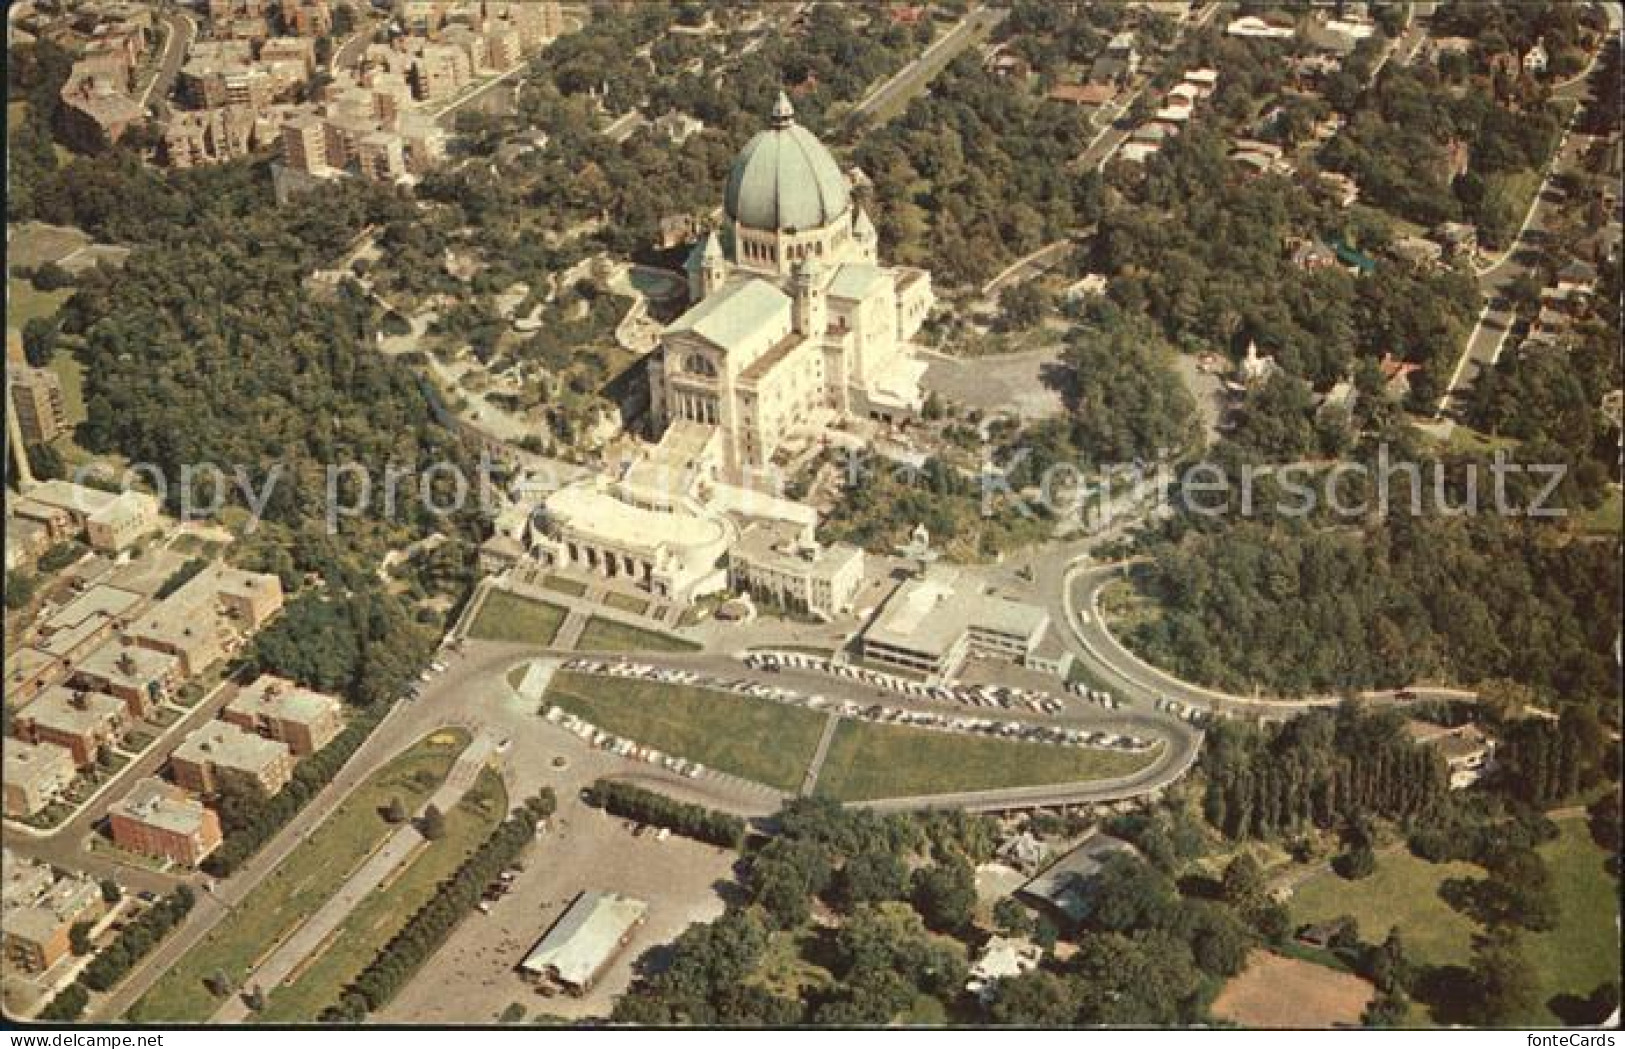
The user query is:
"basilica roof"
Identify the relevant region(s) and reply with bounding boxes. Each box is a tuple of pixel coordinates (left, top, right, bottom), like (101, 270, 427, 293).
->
(723, 92, 851, 233)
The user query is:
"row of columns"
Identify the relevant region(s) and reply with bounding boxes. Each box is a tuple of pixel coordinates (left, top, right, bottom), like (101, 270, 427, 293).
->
(565, 540, 654, 585)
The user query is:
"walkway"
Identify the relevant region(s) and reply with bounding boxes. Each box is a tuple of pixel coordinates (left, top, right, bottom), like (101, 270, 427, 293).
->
(799, 713, 843, 797)
(210, 735, 496, 1022)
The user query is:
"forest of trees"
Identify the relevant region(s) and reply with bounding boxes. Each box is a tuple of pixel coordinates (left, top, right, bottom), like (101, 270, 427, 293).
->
(1093, 124, 1481, 408)
(1124, 513, 1621, 713)
(855, 53, 1099, 287)
(1321, 66, 1564, 245)
(1198, 707, 1450, 841)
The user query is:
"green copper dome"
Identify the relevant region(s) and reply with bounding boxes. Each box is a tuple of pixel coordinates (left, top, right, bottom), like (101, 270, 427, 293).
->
(723, 93, 851, 233)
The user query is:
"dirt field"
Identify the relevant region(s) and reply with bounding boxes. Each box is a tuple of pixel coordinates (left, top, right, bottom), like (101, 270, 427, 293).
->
(1211, 951, 1376, 1029)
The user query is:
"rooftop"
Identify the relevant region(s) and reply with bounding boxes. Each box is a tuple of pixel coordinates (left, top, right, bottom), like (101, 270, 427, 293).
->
(110, 776, 214, 837)
(1020, 832, 1140, 922)
(666, 278, 791, 354)
(18, 685, 125, 736)
(2, 738, 75, 790)
(227, 674, 342, 727)
(173, 720, 291, 775)
(520, 891, 648, 987)
(864, 566, 1050, 658)
(74, 639, 179, 690)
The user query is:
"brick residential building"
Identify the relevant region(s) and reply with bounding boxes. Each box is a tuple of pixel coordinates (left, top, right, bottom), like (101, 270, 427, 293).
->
(12, 685, 128, 767)
(1, 739, 76, 818)
(1, 851, 105, 973)
(108, 777, 223, 868)
(71, 638, 182, 715)
(224, 674, 344, 755)
(170, 720, 294, 797)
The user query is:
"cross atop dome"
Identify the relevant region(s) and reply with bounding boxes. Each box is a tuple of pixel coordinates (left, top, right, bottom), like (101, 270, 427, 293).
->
(770, 90, 796, 128)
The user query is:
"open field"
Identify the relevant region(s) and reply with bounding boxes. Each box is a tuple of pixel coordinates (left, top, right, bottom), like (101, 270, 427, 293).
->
(1289, 850, 1482, 969)
(466, 590, 567, 646)
(1212, 950, 1376, 1028)
(813, 721, 1158, 802)
(575, 616, 698, 653)
(7, 221, 91, 269)
(1523, 816, 1619, 1024)
(252, 767, 508, 1022)
(1578, 488, 1622, 535)
(1290, 818, 1619, 1026)
(128, 730, 471, 1023)
(7, 278, 73, 332)
(542, 671, 823, 791)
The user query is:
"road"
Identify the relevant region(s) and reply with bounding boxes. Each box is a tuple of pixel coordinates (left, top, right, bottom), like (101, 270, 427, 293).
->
(140, 9, 196, 113)
(6, 672, 252, 897)
(1074, 1, 1225, 171)
(850, 5, 1006, 125)
(330, 21, 374, 74)
(981, 238, 1077, 299)
(1435, 4, 1621, 420)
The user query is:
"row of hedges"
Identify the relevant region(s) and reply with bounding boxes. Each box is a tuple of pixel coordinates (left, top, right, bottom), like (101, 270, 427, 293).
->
(585, 778, 745, 849)
(319, 791, 556, 1021)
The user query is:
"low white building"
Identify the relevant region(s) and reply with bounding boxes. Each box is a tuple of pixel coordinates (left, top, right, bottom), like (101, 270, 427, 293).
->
(858, 565, 1053, 680)
(519, 891, 648, 995)
(966, 936, 1043, 1004)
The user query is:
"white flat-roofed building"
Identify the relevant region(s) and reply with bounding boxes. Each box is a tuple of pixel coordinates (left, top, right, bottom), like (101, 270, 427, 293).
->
(519, 891, 648, 995)
(859, 565, 1052, 680)
(729, 519, 865, 618)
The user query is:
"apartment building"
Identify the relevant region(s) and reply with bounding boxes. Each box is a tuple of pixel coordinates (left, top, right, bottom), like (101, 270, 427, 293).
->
(71, 639, 182, 715)
(108, 778, 223, 868)
(8, 366, 67, 446)
(224, 674, 344, 755)
(12, 685, 128, 767)
(1, 851, 104, 973)
(170, 721, 294, 797)
(1, 739, 76, 818)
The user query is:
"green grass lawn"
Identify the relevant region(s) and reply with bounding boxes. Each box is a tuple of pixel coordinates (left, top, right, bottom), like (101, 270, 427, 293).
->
(1522, 816, 1620, 1024)
(542, 671, 824, 791)
(602, 591, 649, 616)
(253, 767, 508, 1022)
(541, 574, 588, 597)
(7, 277, 74, 333)
(1291, 821, 1619, 1026)
(574, 616, 698, 653)
(1577, 488, 1622, 535)
(128, 730, 471, 1023)
(466, 590, 568, 646)
(813, 721, 1159, 802)
(1290, 849, 1483, 970)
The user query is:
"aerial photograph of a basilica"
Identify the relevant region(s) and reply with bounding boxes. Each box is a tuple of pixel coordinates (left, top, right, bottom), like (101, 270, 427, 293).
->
(2, 0, 1621, 1039)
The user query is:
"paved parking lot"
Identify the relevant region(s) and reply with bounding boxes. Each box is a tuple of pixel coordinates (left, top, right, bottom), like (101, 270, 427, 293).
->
(377, 795, 737, 1024)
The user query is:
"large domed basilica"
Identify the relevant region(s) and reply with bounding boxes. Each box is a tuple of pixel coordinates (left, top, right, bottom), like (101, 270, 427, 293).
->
(648, 92, 934, 479)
